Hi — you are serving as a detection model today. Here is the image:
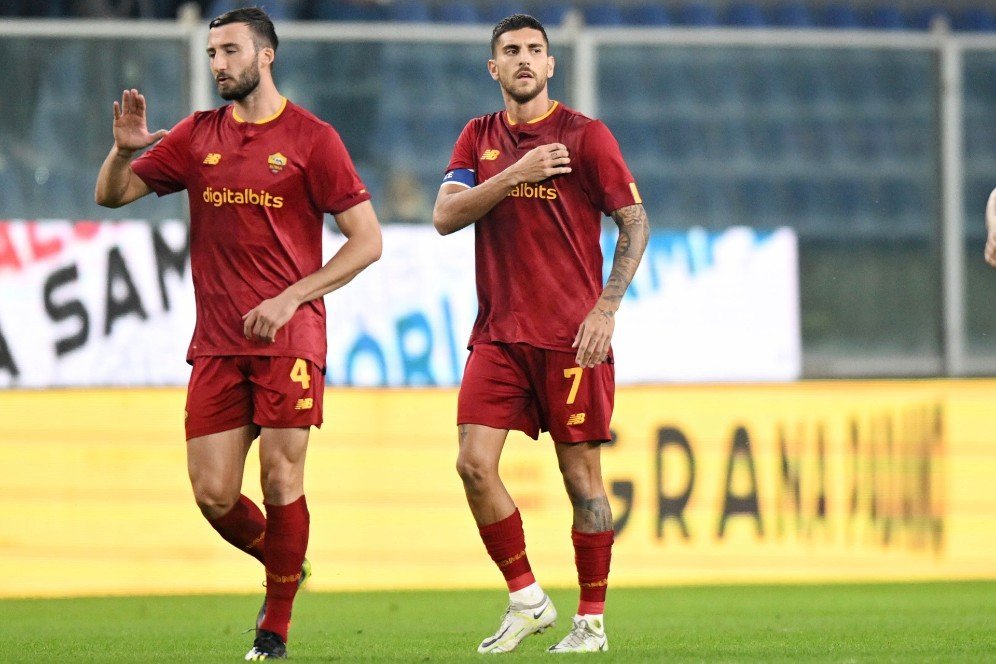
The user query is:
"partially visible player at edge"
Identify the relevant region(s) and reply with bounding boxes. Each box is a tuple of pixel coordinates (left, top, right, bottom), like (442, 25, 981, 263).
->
(95, 7, 382, 661)
(985, 187, 996, 267)
(433, 14, 649, 655)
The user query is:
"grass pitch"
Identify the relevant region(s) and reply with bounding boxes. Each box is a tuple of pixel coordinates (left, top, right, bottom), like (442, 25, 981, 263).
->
(2, 581, 993, 662)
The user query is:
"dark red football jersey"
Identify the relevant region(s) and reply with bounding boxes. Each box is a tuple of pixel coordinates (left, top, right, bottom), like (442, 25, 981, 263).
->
(132, 99, 370, 368)
(445, 101, 641, 352)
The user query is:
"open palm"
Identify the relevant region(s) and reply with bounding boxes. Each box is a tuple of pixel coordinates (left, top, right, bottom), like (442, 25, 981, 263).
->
(113, 88, 167, 153)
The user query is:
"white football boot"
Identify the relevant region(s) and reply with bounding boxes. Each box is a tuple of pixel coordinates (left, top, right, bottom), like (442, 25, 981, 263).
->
(477, 594, 557, 653)
(547, 615, 609, 653)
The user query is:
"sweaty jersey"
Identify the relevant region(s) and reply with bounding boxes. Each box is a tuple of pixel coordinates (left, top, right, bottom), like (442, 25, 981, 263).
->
(444, 101, 640, 352)
(132, 98, 370, 368)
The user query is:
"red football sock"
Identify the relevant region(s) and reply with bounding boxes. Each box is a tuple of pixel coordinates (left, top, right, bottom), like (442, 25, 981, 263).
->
(259, 496, 310, 642)
(207, 494, 266, 564)
(573, 529, 613, 616)
(478, 509, 536, 592)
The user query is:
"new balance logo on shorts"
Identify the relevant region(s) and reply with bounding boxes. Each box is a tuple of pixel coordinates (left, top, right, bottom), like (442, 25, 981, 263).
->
(295, 398, 313, 410)
(567, 413, 586, 426)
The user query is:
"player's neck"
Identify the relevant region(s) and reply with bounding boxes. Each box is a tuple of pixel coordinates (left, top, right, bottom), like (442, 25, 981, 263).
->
(505, 96, 555, 126)
(232, 80, 284, 124)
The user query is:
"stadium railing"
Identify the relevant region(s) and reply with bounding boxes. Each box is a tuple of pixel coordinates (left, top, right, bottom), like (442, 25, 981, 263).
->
(0, 15, 994, 378)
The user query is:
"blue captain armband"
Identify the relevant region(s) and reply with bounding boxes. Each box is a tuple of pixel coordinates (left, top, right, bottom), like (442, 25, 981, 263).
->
(441, 168, 475, 189)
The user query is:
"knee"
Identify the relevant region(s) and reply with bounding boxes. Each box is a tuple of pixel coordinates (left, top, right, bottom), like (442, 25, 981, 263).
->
(260, 464, 298, 504)
(191, 481, 238, 520)
(455, 452, 498, 490)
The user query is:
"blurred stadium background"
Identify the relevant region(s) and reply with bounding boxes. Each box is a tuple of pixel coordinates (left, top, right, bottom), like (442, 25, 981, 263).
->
(1, 0, 995, 634)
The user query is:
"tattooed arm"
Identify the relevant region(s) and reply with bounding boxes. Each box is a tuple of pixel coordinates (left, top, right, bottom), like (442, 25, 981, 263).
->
(572, 204, 650, 368)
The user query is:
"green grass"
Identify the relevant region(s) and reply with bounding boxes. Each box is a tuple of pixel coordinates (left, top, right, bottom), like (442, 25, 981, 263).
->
(2, 581, 994, 662)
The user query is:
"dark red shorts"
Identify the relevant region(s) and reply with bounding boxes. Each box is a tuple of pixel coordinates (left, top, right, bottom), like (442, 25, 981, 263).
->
(457, 342, 614, 443)
(185, 355, 324, 440)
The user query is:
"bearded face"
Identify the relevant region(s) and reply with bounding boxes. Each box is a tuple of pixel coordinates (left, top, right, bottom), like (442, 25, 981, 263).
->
(490, 28, 554, 105)
(217, 56, 261, 101)
(499, 62, 548, 104)
(207, 22, 269, 103)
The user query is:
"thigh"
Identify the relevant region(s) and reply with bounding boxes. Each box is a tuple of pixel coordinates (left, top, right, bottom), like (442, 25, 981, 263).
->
(540, 349, 615, 444)
(186, 424, 257, 508)
(185, 356, 254, 440)
(250, 356, 324, 430)
(457, 343, 541, 440)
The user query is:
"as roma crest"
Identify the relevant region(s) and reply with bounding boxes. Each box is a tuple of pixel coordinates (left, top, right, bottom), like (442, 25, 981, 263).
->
(267, 152, 288, 174)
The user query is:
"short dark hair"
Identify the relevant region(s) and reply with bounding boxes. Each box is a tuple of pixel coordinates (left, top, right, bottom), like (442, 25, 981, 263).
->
(209, 6, 278, 53)
(491, 14, 548, 55)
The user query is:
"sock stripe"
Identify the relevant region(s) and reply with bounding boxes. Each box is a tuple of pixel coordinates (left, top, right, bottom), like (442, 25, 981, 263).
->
(265, 570, 302, 584)
(496, 549, 527, 569)
(246, 532, 265, 551)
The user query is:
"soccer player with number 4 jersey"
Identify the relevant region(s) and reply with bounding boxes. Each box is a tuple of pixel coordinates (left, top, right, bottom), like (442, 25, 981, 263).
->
(433, 13, 650, 655)
(95, 7, 382, 660)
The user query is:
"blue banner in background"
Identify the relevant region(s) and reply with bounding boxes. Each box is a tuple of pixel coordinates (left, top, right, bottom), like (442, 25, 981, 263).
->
(324, 225, 800, 387)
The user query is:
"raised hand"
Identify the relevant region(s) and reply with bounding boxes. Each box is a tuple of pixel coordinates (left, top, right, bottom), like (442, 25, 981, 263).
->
(509, 143, 572, 184)
(112, 89, 168, 155)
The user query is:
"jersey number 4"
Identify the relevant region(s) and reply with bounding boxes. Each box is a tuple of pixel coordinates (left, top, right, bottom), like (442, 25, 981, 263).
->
(290, 358, 311, 390)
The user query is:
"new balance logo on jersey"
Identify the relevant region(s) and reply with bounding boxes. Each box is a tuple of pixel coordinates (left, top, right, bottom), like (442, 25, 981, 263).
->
(203, 153, 221, 165)
(481, 149, 500, 160)
(295, 398, 313, 410)
(567, 413, 586, 426)
(508, 182, 558, 200)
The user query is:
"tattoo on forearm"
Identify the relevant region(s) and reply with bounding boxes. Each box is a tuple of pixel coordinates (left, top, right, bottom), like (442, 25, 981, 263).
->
(572, 495, 614, 533)
(599, 204, 649, 309)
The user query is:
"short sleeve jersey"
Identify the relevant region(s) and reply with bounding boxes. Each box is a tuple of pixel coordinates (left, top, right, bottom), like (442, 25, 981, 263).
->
(445, 101, 641, 352)
(131, 98, 370, 368)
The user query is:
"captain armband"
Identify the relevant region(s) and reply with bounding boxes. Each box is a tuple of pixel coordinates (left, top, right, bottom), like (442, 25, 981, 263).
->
(441, 168, 475, 189)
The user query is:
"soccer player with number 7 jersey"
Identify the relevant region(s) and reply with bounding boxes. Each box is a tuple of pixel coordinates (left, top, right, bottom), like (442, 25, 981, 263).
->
(433, 13, 650, 655)
(95, 7, 382, 660)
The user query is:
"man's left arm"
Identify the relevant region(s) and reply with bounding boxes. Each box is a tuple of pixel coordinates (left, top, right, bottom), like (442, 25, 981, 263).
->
(573, 203, 650, 368)
(243, 200, 383, 343)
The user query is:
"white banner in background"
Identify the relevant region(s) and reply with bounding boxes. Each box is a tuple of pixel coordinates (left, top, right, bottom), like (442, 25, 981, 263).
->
(0, 221, 799, 388)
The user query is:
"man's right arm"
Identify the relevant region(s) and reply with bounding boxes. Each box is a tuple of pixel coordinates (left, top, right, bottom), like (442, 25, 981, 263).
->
(95, 89, 167, 208)
(432, 142, 572, 235)
(985, 187, 996, 268)
(95, 146, 152, 208)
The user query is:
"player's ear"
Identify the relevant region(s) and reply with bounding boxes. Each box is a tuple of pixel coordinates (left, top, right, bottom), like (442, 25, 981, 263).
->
(487, 59, 499, 81)
(259, 46, 275, 68)
(547, 55, 555, 78)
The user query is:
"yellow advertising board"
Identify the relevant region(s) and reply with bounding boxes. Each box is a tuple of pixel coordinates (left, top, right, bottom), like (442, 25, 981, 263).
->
(0, 381, 993, 597)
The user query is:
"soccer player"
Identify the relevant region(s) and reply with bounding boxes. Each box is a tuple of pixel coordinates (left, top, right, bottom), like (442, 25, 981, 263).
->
(95, 7, 382, 660)
(432, 13, 650, 655)
(985, 187, 996, 267)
